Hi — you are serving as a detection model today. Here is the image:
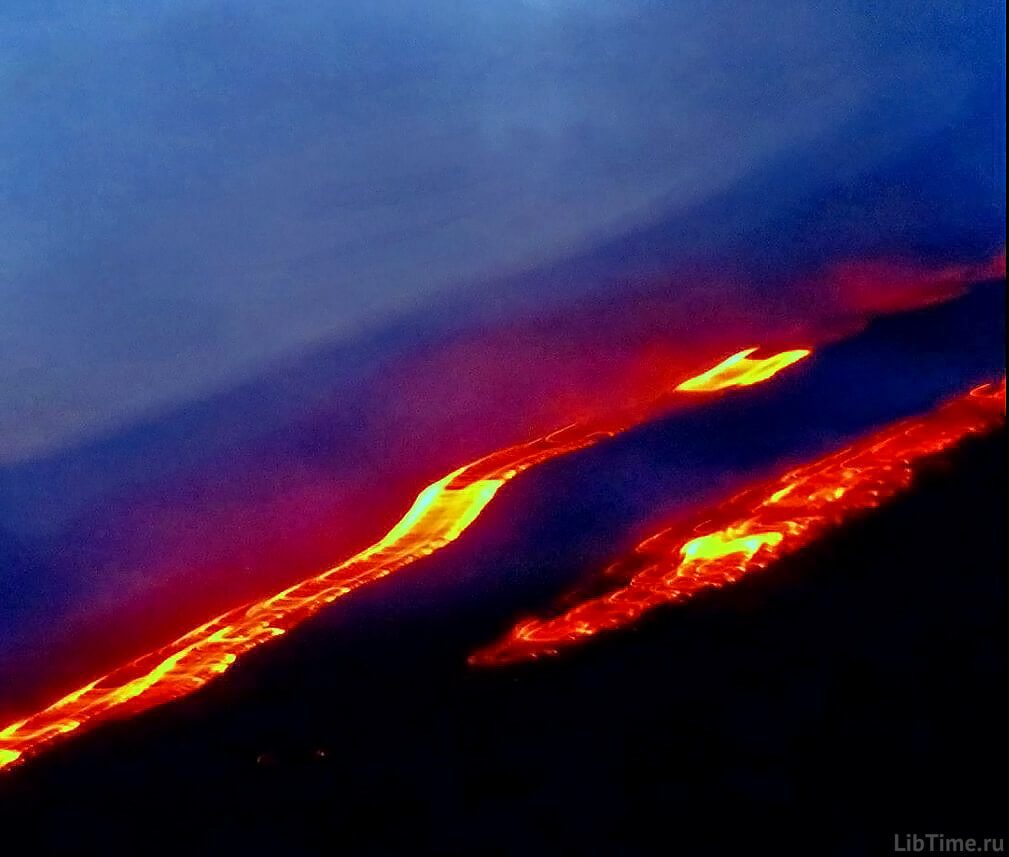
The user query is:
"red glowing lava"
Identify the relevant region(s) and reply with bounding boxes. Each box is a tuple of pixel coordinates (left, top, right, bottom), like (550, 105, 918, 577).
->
(469, 378, 1006, 666)
(0, 347, 810, 771)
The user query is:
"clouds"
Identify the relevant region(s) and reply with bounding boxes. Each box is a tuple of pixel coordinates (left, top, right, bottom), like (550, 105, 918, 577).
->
(0, 0, 1004, 461)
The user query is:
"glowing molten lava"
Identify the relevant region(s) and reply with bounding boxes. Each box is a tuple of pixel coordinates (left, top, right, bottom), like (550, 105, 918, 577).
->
(0, 347, 810, 771)
(469, 378, 1006, 666)
(674, 347, 811, 392)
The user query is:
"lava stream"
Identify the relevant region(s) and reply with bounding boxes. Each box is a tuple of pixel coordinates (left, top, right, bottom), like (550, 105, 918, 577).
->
(674, 347, 809, 392)
(469, 378, 1006, 666)
(0, 347, 809, 771)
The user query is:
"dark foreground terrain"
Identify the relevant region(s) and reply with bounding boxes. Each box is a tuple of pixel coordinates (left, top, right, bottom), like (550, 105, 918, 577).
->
(1, 426, 1004, 857)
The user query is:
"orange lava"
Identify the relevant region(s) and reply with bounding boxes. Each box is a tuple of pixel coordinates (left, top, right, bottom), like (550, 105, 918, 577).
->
(0, 347, 810, 771)
(469, 377, 1006, 666)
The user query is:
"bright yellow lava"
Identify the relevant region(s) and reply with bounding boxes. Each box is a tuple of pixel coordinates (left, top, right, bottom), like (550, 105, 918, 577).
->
(675, 347, 811, 392)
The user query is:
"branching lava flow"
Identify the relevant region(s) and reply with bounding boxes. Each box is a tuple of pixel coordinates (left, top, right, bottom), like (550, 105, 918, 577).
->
(469, 378, 1006, 666)
(0, 347, 809, 770)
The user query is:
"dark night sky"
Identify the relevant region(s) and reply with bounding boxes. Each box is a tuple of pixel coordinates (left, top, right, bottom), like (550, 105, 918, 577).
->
(1, 0, 1003, 461)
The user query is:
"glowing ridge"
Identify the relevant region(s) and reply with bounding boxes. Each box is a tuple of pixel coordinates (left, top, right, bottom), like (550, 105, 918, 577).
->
(470, 378, 1006, 666)
(0, 347, 810, 770)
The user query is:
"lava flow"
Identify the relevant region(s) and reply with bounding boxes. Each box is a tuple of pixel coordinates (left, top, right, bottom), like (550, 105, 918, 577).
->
(674, 347, 810, 392)
(470, 377, 1006, 666)
(0, 347, 809, 771)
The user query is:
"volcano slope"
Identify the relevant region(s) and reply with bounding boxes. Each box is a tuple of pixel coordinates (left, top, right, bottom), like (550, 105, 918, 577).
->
(0, 316, 1004, 857)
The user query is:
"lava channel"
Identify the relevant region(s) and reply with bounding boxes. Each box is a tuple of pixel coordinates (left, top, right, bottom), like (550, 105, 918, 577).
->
(0, 346, 809, 771)
(469, 377, 1006, 666)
